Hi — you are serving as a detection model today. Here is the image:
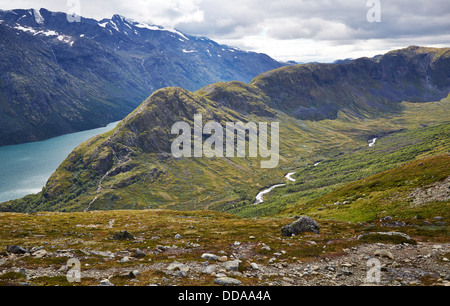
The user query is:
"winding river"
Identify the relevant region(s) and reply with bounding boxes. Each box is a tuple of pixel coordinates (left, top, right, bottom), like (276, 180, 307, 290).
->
(254, 172, 296, 204)
(254, 137, 378, 204)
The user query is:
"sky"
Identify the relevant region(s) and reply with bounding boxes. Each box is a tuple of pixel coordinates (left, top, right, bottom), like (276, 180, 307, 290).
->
(0, 0, 449, 63)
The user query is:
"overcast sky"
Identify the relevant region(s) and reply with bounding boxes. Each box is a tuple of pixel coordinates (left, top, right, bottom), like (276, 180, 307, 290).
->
(1, 0, 449, 62)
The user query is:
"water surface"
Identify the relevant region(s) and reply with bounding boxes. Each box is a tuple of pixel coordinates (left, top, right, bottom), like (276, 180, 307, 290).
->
(0, 122, 119, 203)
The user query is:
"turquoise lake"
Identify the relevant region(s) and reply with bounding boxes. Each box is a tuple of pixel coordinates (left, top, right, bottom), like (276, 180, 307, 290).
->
(0, 122, 119, 203)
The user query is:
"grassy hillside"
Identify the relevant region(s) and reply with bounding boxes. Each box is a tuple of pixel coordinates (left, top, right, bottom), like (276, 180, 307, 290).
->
(0, 205, 448, 286)
(230, 122, 449, 217)
(1, 47, 449, 214)
(2, 94, 449, 214)
(282, 154, 449, 223)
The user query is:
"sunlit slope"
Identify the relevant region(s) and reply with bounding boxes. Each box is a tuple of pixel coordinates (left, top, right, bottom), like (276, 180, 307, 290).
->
(282, 154, 449, 223)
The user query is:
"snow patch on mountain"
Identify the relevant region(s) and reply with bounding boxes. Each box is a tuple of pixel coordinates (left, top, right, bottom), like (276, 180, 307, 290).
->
(32, 9, 45, 25)
(13, 25, 74, 46)
(14, 25, 57, 36)
(132, 21, 189, 40)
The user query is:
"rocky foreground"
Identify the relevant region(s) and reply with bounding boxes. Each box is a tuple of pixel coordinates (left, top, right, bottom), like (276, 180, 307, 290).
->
(0, 210, 448, 286)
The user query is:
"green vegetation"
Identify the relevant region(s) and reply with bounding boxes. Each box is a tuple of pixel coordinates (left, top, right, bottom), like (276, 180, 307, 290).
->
(230, 123, 449, 217)
(282, 154, 449, 224)
(0, 206, 447, 286)
(1, 47, 449, 222)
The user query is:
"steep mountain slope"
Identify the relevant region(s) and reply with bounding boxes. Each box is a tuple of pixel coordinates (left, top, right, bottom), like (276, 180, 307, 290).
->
(0, 8, 282, 146)
(252, 46, 450, 120)
(0, 86, 288, 212)
(1, 46, 449, 214)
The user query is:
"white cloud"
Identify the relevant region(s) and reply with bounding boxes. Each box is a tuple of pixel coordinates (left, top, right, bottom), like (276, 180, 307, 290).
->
(1, 0, 448, 62)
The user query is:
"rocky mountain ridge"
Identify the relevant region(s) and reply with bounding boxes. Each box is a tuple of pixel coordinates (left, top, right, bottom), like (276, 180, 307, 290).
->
(0, 8, 283, 146)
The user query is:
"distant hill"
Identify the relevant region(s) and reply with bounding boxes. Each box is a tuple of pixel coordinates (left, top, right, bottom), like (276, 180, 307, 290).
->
(251, 46, 450, 121)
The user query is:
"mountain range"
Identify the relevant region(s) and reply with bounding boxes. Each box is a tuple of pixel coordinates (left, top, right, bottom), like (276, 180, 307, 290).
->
(0, 8, 448, 289)
(0, 8, 282, 146)
(2, 45, 449, 214)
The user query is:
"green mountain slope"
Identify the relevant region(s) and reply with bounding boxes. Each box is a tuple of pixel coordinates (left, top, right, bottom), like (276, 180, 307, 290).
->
(282, 154, 449, 223)
(1, 46, 449, 214)
(232, 123, 449, 217)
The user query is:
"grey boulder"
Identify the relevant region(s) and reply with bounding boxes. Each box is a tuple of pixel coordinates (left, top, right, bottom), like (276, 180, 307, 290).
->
(281, 216, 320, 236)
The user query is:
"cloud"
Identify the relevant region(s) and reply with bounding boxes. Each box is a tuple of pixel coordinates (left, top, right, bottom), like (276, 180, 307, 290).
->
(1, 0, 448, 62)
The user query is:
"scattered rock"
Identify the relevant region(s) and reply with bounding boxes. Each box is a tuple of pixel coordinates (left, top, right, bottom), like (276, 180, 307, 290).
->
(17, 268, 27, 276)
(99, 279, 114, 286)
(409, 177, 450, 206)
(120, 256, 131, 263)
(201, 253, 219, 261)
(357, 232, 416, 244)
(113, 231, 135, 240)
(341, 269, 353, 276)
(204, 264, 220, 275)
(250, 263, 260, 270)
(167, 262, 189, 273)
(222, 260, 241, 271)
(261, 244, 271, 251)
(156, 245, 166, 252)
(381, 221, 406, 227)
(214, 277, 242, 286)
(374, 249, 395, 260)
(174, 234, 182, 240)
(129, 270, 141, 278)
(89, 250, 114, 258)
(281, 216, 320, 236)
(32, 249, 48, 258)
(134, 249, 146, 258)
(6, 245, 30, 254)
(30, 246, 44, 253)
(218, 256, 228, 263)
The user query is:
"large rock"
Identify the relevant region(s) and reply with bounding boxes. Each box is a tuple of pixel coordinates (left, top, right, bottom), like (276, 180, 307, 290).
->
(113, 231, 135, 240)
(222, 260, 241, 271)
(214, 277, 242, 286)
(201, 253, 219, 261)
(281, 216, 320, 236)
(6, 245, 30, 254)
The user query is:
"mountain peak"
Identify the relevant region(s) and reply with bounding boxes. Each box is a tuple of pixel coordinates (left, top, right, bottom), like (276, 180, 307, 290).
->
(31, 8, 45, 25)
(0, 7, 283, 147)
(0, 8, 47, 27)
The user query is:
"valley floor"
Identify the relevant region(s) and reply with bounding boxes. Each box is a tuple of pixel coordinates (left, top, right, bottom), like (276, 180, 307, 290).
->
(0, 210, 448, 286)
